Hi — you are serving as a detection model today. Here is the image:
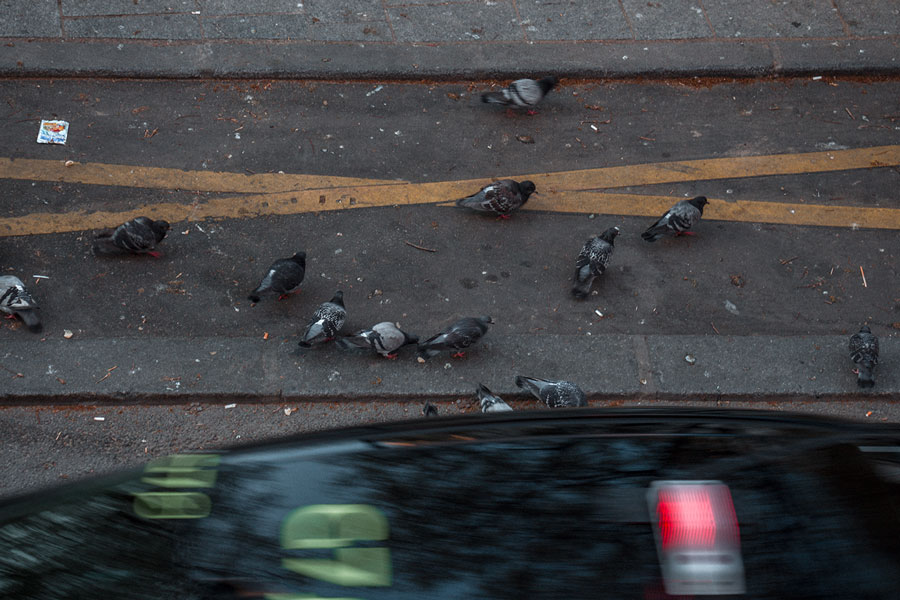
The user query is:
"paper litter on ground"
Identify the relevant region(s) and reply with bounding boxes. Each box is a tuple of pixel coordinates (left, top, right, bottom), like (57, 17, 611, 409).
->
(37, 120, 69, 144)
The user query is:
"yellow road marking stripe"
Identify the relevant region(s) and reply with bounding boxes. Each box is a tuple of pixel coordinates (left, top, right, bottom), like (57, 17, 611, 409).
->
(2, 145, 899, 236)
(4, 145, 899, 195)
(525, 192, 900, 230)
(524, 145, 900, 190)
(3, 187, 899, 236)
(0, 157, 392, 194)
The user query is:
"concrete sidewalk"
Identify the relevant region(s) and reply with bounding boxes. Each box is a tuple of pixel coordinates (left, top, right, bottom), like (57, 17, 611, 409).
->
(2, 334, 897, 405)
(1, 0, 898, 79)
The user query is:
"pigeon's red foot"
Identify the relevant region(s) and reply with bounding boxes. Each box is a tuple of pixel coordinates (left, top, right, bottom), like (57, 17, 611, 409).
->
(497, 214, 511, 220)
(451, 352, 467, 359)
(526, 109, 539, 116)
(385, 353, 399, 360)
(852, 368, 860, 375)
(147, 250, 162, 258)
(278, 289, 301, 300)
(675, 231, 696, 237)
(4, 314, 17, 320)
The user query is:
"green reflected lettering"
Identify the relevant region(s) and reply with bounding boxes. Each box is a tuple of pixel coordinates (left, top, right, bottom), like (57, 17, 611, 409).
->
(133, 491, 212, 519)
(281, 504, 391, 587)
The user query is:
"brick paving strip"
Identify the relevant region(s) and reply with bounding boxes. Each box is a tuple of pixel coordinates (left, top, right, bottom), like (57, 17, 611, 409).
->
(0, 0, 897, 78)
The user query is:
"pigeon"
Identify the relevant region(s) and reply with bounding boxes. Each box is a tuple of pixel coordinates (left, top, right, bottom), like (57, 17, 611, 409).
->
(641, 196, 708, 242)
(298, 291, 346, 348)
(92, 216, 170, 257)
(456, 180, 536, 218)
(336, 321, 419, 359)
(423, 401, 438, 417)
(417, 316, 493, 361)
(572, 226, 620, 299)
(477, 383, 513, 413)
(849, 325, 879, 388)
(0, 275, 42, 333)
(481, 77, 558, 112)
(248, 252, 306, 303)
(515, 376, 587, 408)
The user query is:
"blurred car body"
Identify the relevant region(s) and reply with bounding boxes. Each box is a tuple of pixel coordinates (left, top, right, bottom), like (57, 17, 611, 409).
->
(1, 408, 899, 599)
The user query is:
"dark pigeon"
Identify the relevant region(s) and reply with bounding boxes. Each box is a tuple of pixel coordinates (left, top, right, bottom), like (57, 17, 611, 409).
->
(572, 226, 620, 299)
(417, 316, 493, 361)
(642, 196, 708, 242)
(849, 325, 879, 388)
(298, 291, 346, 348)
(481, 77, 558, 111)
(336, 321, 418, 358)
(248, 252, 306, 303)
(0, 275, 42, 333)
(423, 401, 438, 417)
(456, 180, 536, 218)
(92, 216, 170, 257)
(515, 375, 587, 408)
(477, 383, 513, 413)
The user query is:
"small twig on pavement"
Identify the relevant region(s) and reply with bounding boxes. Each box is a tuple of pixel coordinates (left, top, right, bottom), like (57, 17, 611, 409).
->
(860, 266, 868, 288)
(405, 241, 436, 253)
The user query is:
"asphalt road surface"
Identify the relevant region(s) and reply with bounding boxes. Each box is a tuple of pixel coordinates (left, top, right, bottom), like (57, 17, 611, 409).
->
(1, 76, 899, 498)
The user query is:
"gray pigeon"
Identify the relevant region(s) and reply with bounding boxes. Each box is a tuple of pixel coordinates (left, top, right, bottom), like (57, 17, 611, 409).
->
(248, 252, 306, 303)
(417, 316, 493, 361)
(92, 216, 170, 256)
(423, 401, 438, 417)
(515, 375, 587, 408)
(849, 325, 878, 388)
(477, 383, 513, 413)
(336, 321, 418, 358)
(572, 226, 620, 299)
(0, 275, 42, 333)
(456, 180, 536, 218)
(298, 291, 346, 348)
(642, 196, 708, 242)
(481, 76, 558, 111)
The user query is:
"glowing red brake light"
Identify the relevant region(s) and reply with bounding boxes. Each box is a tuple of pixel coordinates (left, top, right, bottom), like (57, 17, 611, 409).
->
(648, 481, 745, 595)
(656, 484, 739, 550)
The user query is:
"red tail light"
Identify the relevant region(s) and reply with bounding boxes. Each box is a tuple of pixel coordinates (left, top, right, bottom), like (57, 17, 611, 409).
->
(648, 481, 745, 595)
(656, 483, 739, 551)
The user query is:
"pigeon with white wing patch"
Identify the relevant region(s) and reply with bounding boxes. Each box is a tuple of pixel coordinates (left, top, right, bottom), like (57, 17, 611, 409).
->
(515, 375, 586, 408)
(642, 196, 708, 242)
(572, 226, 619, 299)
(298, 291, 346, 348)
(0, 276, 42, 333)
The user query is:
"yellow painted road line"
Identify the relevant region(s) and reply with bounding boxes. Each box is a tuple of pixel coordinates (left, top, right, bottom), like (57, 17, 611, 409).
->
(2, 145, 900, 236)
(0, 157, 393, 194)
(4, 145, 899, 195)
(4, 186, 900, 237)
(524, 145, 900, 190)
(522, 192, 900, 231)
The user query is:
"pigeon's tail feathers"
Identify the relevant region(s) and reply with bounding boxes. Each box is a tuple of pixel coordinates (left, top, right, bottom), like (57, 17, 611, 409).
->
(91, 237, 126, 255)
(423, 401, 438, 417)
(18, 310, 42, 333)
(571, 266, 593, 300)
(857, 363, 876, 388)
(515, 375, 544, 397)
(417, 345, 441, 361)
(336, 336, 369, 352)
(247, 293, 261, 303)
(403, 331, 419, 345)
(481, 91, 509, 105)
(641, 223, 667, 242)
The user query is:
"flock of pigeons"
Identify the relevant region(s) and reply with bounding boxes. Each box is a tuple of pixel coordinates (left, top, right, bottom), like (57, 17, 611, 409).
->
(0, 76, 882, 414)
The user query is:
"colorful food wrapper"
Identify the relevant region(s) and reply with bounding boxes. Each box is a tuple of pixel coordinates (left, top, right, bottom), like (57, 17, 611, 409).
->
(37, 120, 69, 144)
